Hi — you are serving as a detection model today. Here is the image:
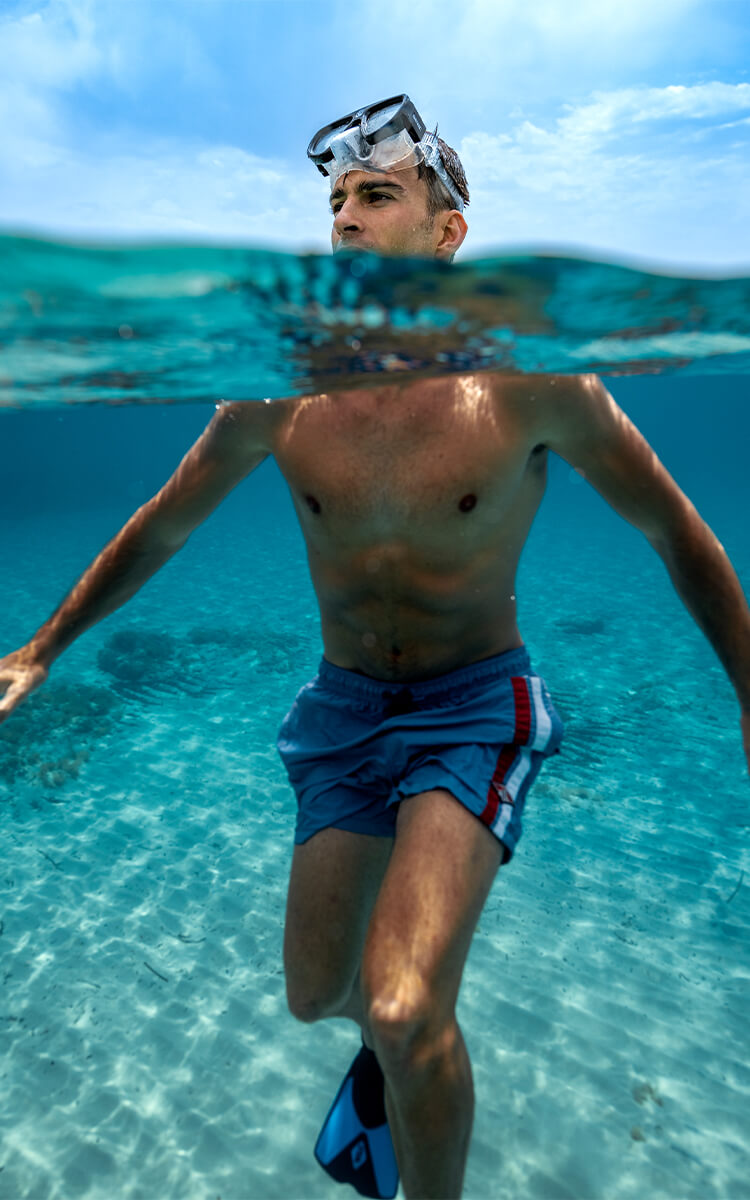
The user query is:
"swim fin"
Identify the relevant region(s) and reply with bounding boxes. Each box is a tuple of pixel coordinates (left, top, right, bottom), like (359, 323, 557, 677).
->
(314, 1043, 399, 1199)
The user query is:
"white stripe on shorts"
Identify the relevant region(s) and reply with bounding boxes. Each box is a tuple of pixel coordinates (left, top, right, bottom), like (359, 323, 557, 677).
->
(529, 675, 552, 750)
(491, 746, 534, 837)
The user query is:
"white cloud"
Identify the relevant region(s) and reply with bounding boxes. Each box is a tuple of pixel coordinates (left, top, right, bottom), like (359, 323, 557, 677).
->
(0, 1, 101, 174)
(463, 82, 750, 179)
(458, 83, 750, 265)
(347, 0, 706, 121)
(1, 138, 328, 244)
(1, 3, 100, 88)
(557, 82, 750, 140)
(0, 2, 332, 244)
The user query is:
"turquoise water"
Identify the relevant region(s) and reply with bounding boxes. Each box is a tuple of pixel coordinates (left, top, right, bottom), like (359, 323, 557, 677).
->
(0, 241, 749, 1199)
(2, 237, 750, 409)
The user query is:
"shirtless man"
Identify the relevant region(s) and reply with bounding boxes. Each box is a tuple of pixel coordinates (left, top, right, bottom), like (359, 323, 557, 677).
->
(1, 96, 749, 1200)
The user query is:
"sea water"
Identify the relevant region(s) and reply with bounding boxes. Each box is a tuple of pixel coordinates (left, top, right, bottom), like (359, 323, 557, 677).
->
(0, 238, 748, 1200)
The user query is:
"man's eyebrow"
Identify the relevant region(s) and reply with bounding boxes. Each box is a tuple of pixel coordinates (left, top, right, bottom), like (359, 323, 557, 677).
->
(329, 178, 407, 207)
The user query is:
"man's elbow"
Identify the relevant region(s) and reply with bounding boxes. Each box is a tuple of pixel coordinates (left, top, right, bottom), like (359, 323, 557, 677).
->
(647, 500, 719, 564)
(130, 493, 192, 554)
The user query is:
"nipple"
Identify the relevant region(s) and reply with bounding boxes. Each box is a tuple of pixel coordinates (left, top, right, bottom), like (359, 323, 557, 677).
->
(305, 494, 321, 514)
(459, 493, 477, 513)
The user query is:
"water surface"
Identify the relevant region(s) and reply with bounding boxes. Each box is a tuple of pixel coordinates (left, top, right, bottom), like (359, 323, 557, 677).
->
(2, 236, 750, 410)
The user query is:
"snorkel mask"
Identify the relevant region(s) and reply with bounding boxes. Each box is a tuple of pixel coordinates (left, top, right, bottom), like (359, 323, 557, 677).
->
(307, 94, 465, 213)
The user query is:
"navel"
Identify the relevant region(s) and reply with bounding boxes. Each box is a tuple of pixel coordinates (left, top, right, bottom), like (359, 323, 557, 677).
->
(305, 494, 321, 514)
(458, 493, 477, 513)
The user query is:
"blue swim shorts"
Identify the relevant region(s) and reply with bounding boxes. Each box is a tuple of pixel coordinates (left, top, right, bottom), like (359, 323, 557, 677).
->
(277, 646, 564, 861)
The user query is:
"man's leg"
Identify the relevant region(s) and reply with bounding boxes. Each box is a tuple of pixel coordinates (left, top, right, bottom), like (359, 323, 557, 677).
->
(284, 826, 393, 1028)
(362, 788, 504, 1200)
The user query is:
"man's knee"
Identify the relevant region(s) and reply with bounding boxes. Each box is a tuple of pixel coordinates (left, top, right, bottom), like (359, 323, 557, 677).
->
(365, 974, 456, 1076)
(286, 969, 354, 1025)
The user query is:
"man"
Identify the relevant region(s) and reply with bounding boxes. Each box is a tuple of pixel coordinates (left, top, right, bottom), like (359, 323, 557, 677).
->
(1, 95, 749, 1200)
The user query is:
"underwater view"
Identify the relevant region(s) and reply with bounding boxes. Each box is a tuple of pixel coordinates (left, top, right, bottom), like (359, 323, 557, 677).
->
(1, 238, 749, 1200)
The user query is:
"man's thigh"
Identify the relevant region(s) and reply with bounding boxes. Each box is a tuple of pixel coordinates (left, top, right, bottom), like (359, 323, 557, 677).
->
(362, 789, 505, 1022)
(284, 825, 393, 1016)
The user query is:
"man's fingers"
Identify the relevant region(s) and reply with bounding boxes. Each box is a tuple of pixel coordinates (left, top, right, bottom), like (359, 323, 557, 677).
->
(0, 668, 45, 722)
(0, 681, 28, 721)
(0, 655, 48, 723)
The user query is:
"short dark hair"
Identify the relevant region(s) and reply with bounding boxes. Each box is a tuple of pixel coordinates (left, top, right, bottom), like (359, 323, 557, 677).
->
(417, 136, 470, 217)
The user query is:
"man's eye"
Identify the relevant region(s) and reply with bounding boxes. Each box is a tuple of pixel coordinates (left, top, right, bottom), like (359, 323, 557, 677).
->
(331, 191, 393, 215)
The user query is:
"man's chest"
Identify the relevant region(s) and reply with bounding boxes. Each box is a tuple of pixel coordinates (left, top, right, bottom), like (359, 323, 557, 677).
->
(272, 385, 535, 526)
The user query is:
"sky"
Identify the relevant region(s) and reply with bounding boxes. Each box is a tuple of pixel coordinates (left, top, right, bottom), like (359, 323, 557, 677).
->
(0, 0, 749, 268)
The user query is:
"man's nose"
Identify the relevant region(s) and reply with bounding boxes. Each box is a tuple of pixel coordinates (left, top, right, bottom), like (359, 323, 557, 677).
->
(333, 197, 362, 235)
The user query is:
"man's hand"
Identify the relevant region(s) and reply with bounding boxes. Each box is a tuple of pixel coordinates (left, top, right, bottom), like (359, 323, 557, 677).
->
(742, 710, 750, 777)
(0, 649, 49, 724)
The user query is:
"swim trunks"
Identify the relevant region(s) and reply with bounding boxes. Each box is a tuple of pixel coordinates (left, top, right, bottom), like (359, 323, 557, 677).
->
(277, 646, 563, 861)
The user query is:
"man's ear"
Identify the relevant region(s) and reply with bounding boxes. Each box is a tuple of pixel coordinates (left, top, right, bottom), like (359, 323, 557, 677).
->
(435, 210, 468, 261)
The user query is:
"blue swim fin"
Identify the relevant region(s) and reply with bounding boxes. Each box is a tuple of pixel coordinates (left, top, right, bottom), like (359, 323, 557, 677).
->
(314, 1044, 399, 1199)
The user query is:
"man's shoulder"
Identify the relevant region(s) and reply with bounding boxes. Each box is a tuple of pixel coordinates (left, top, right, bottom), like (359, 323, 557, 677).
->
(486, 373, 608, 437)
(207, 398, 288, 458)
(486, 372, 594, 403)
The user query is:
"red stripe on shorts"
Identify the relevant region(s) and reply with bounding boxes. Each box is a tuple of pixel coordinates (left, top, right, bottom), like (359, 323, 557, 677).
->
(511, 675, 532, 743)
(480, 676, 531, 826)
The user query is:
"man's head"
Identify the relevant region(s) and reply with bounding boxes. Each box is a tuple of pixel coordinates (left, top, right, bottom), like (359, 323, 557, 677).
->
(307, 95, 469, 261)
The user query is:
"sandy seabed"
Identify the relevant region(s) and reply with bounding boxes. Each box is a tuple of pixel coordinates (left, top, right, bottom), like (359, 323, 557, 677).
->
(1, 490, 748, 1200)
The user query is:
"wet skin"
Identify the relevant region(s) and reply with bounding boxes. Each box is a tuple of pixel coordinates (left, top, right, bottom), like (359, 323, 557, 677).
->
(271, 167, 539, 679)
(268, 375, 545, 680)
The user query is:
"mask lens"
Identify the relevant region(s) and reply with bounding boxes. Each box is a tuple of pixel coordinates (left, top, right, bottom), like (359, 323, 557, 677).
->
(361, 98, 405, 142)
(326, 128, 369, 169)
(308, 107, 363, 160)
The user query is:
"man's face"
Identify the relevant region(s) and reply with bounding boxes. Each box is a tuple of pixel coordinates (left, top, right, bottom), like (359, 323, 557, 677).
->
(329, 166, 444, 258)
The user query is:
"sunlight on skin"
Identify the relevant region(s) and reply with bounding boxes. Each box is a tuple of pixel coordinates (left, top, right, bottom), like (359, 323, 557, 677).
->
(456, 375, 496, 425)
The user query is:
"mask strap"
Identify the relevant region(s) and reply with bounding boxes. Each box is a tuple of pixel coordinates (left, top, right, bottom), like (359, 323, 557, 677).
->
(421, 132, 465, 212)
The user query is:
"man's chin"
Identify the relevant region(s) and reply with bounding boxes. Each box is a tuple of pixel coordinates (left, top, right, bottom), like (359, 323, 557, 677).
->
(333, 241, 374, 255)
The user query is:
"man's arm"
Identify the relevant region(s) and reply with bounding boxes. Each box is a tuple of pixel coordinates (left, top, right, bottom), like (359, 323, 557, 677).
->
(536, 374, 750, 768)
(0, 403, 271, 722)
